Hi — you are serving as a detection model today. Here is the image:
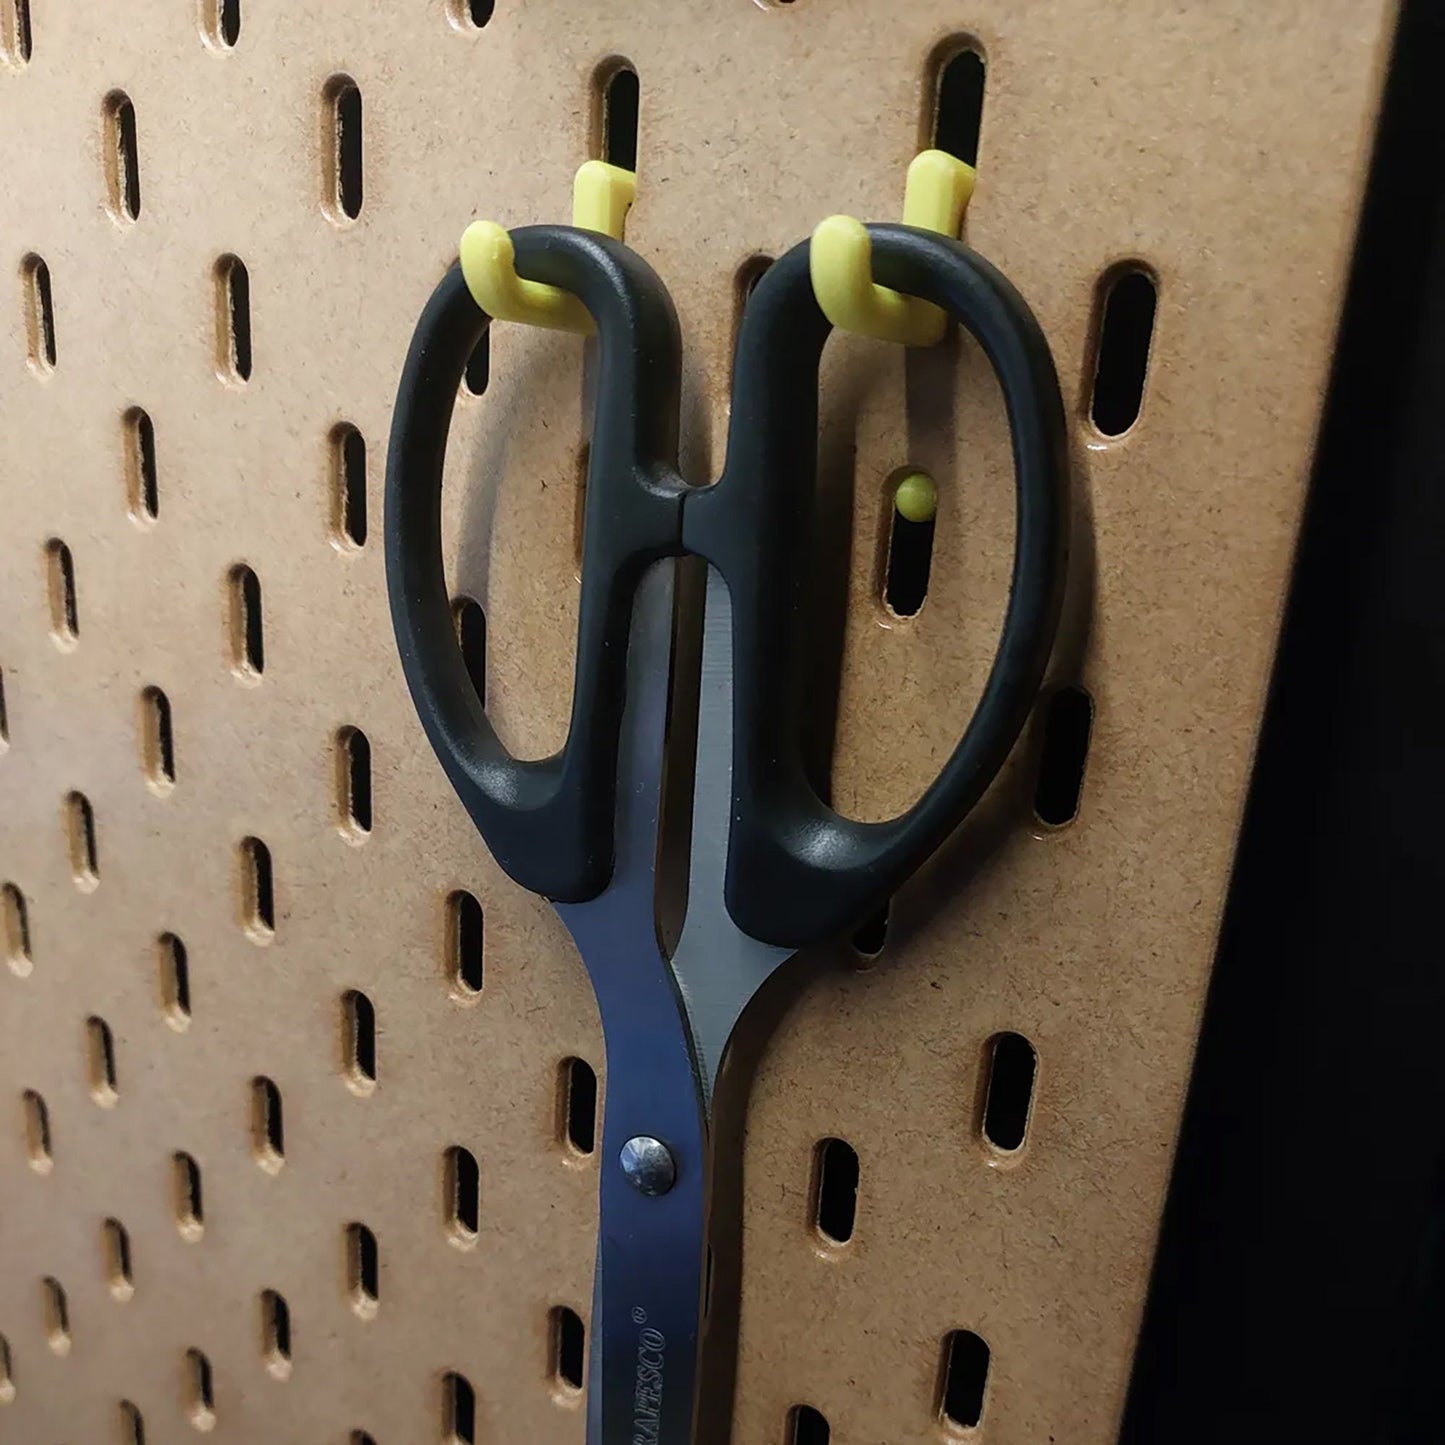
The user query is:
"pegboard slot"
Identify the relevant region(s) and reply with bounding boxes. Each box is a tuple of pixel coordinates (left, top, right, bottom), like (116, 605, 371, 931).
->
(331, 423, 367, 548)
(141, 686, 176, 792)
(323, 76, 364, 223)
(851, 902, 889, 960)
(1089, 266, 1157, 437)
(65, 791, 99, 891)
(260, 1289, 292, 1378)
(448, 0, 494, 28)
(124, 408, 159, 522)
(239, 836, 274, 941)
(346, 1223, 379, 1318)
(789, 1404, 831, 1444)
(812, 1138, 859, 1245)
(981, 1031, 1037, 1153)
(173, 1152, 204, 1241)
(202, 0, 239, 49)
(21, 255, 55, 372)
(21, 1089, 51, 1172)
(447, 890, 484, 998)
(40, 1277, 69, 1355)
(103, 91, 142, 223)
(939, 1329, 990, 1430)
(159, 933, 191, 1027)
(336, 727, 373, 838)
(46, 539, 78, 646)
(884, 472, 937, 618)
(120, 1399, 144, 1442)
(214, 255, 252, 383)
(597, 61, 639, 171)
(86, 1015, 119, 1106)
(444, 1145, 480, 1245)
(1, 0, 32, 65)
(0, 1333, 12, 1404)
(103, 1218, 134, 1301)
(461, 330, 489, 397)
(1033, 685, 1093, 827)
(0, 665, 8, 749)
(251, 1076, 284, 1172)
(444, 1370, 476, 1443)
(342, 989, 377, 1092)
(185, 1347, 216, 1430)
(550, 1306, 585, 1394)
(228, 564, 264, 678)
(560, 1057, 597, 1155)
(931, 43, 985, 165)
(452, 597, 486, 704)
(2, 884, 31, 976)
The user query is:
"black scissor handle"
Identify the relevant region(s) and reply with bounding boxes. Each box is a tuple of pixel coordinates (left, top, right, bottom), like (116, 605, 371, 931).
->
(385, 226, 686, 903)
(685, 224, 1069, 949)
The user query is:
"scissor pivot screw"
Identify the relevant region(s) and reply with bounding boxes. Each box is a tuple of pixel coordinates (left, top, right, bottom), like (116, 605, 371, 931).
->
(620, 1136, 676, 1196)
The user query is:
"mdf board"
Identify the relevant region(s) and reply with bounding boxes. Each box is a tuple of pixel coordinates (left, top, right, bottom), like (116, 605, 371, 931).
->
(0, 3, 1392, 1444)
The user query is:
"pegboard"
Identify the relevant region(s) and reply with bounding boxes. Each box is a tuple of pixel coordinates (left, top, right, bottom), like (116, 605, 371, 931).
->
(0, 2, 1392, 1443)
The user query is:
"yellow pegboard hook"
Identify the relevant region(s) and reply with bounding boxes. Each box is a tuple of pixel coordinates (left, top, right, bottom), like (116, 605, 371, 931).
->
(458, 161, 637, 335)
(810, 150, 976, 347)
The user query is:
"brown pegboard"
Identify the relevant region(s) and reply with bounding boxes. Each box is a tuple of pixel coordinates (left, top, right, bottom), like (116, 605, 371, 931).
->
(0, 2, 1392, 1442)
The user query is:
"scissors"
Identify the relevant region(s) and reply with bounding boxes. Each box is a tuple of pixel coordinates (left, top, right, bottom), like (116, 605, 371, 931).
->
(385, 216, 1067, 1442)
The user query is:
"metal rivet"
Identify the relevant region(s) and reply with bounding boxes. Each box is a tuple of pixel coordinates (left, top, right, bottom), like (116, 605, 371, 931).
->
(619, 1135, 675, 1196)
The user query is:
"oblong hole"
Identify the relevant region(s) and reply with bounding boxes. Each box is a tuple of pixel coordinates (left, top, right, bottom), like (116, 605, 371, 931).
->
(342, 989, 377, 1092)
(22, 254, 56, 372)
(884, 471, 937, 618)
(240, 836, 274, 941)
(251, 1076, 284, 1172)
(462, 330, 489, 397)
(46, 538, 78, 645)
(331, 423, 367, 548)
(932, 44, 986, 165)
(939, 1329, 991, 1429)
(203, 0, 240, 48)
(1033, 684, 1093, 827)
(103, 1218, 134, 1301)
(444, 1145, 480, 1245)
(345, 1222, 379, 1317)
(733, 254, 773, 352)
(260, 1289, 291, 1378)
(813, 1138, 859, 1245)
(1089, 266, 1157, 437)
(599, 63, 639, 171)
(65, 791, 99, 891)
(173, 1152, 204, 1240)
(120, 1399, 145, 1443)
(22, 1089, 51, 1172)
(550, 1306, 585, 1393)
(159, 933, 191, 1028)
(981, 1031, 1037, 1153)
(559, 1058, 597, 1156)
(336, 727, 372, 837)
(352, 1435, 378, 1445)
(2, 0, 33, 65)
(185, 1347, 215, 1430)
(103, 91, 142, 222)
(3, 883, 32, 977)
(573, 443, 589, 565)
(0, 1332, 13, 1405)
(443, 1370, 476, 1444)
(447, 890, 483, 997)
(124, 407, 158, 521)
(323, 76, 363, 222)
(228, 564, 264, 678)
(851, 902, 889, 960)
(789, 1405, 831, 1445)
(449, 0, 494, 28)
(41, 1277, 69, 1355)
(0, 664, 8, 750)
(86, 1015, 118, 1106)
(451, 596, 486, 705)
(214, 254, 252, 382)
(141, 686, 176, 791)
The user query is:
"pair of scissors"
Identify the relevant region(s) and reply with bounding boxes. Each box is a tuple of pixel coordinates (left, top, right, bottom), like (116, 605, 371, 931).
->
(385, 216, 1067, 1442)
